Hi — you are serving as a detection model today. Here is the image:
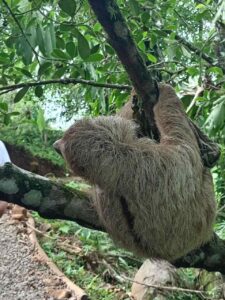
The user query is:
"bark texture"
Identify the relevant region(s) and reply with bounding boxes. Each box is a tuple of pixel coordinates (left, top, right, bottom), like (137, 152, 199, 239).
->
(88, 0, 159, 139)
(0, 163, 102, 231)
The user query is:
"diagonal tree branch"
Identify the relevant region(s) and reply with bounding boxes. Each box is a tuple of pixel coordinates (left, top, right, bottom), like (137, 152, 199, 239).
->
(88, 0, 159, 139)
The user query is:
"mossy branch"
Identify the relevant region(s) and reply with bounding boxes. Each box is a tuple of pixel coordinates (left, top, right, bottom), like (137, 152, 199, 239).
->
(0, 163, 103, 231)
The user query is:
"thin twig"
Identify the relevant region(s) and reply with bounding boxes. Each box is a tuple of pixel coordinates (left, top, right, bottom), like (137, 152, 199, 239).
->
(217, 202, 225, 214)
(174, 9, 192, 31)
(0, 88, 16, 96)
(102, 259, 126, 284)
(0, 78, 131, 94)
(121, 275, 208, 298)
(174, 34, 215, 66)
(26, 222, 56, 240)
(148, 60, 187, 69)
(186, 86, 204, 113)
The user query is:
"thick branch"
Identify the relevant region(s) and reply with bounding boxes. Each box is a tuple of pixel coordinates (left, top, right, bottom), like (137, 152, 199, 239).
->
(0, 78, 131, 95)
(88, 0, 159, 139)
(174, 233, 225, 274)
(1, 163, 225, 274)
(0, 163, 103, 231)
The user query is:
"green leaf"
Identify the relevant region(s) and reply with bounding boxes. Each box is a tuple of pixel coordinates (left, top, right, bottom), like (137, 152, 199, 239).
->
(59, 224, 71, 234)
(38, 62, 52, 77)
(85, 53, 103, 62)
(0, 55, 10, 65)
(181, 45, 191, 58)
(56, 37, 66, 49)
(44, 27, 53, 56)
(93, 23, 101, 32)
(14, 87, 29, 103)
(35, 86, 44, 98)
(15, 68, 33, 78)
(105, 45, 115, 55)
(5, 36, 16, 48)
(53, 67, 67, 78)
(77, 32, 90, 59)
(196, 3, 206, 9)
(51, 49, 70, 60)
(58, 0, 76, 17)
(60, 24, 74, 32)
(0, 103, 8, 111)
(26, 26, 37, 49)
(205, 99, 225, 133)
(17, 37, 33, 65)
(187, 67, 199, 77)
(3, 114, 10, 125)
(36, 24, 46, 55)
(141, 12, 149, 24)
(49, 23, 56, 49)
(8, 111, 20, 116)
(129, 0, 140, 14)
(138, 40, 145, 51)
(91, 44, 100, 54)
(147, 53, 157, 63)
(66, 42, 76, 58)
(208, 67, 223, 76)
(37, 109, 46, 133)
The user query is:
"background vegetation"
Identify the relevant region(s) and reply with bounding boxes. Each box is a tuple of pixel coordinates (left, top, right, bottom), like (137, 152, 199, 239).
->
(0, 0, 225, 298)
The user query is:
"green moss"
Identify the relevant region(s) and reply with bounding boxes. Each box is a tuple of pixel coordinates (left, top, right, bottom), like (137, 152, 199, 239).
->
(22, 190, 42, 207)
(0, 178, 19, 194)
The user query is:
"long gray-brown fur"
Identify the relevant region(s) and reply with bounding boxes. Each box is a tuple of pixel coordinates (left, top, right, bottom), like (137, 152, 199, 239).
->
(55, 84, 216, 261)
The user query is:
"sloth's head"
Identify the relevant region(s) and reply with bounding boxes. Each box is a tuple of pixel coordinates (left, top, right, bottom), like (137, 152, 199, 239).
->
(54, 116, 138, 179)
(53, 119, 94, 177)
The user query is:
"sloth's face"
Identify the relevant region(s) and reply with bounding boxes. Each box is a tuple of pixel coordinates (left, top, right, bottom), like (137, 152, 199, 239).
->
(53, 139, 64, 156)
(53, 121, 81, 159)
(53, 122, 88, 177)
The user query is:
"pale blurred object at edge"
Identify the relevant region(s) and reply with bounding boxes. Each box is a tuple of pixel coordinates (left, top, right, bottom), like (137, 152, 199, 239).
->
(0, 140, 11, 166)
(0, 140, 11, 217)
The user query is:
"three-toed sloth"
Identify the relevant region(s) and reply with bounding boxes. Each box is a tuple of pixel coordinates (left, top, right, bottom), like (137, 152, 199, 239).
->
(54, 84, 216, 261)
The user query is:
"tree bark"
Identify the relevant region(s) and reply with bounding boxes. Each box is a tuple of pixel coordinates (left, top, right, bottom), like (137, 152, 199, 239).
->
(174, 233, 225, 274)
(88, 0, 159, 139)
(0, 163, 102, 231)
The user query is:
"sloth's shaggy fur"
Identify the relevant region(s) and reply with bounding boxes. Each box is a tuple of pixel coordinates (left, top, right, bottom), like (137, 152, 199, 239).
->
(55, 84, 216, 261)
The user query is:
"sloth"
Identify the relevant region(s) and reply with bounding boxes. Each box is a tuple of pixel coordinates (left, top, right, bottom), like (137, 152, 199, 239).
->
(54, 84, 216, 261)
